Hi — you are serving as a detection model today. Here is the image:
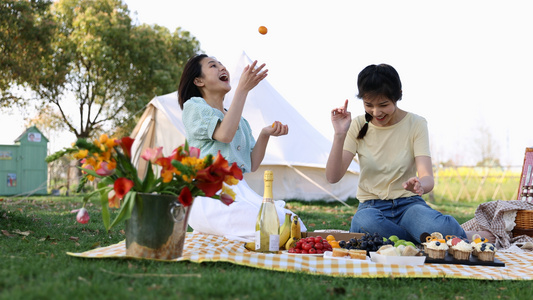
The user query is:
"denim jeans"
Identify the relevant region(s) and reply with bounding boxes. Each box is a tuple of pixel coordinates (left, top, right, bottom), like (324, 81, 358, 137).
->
(350, 196, 466, 243)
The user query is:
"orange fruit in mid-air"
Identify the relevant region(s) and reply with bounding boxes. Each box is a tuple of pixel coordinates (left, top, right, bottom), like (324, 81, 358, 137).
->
(258, 26, 268, 35)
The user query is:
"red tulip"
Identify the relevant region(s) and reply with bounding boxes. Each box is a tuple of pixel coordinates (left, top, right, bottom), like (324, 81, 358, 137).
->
(178, 186, 193, 207)
(114, 177, 134, 199)
(119, 137, 134, 158)
(195, 151, 243, 197)
(76, 207, 90, 224)
(170, 145, 186, 162)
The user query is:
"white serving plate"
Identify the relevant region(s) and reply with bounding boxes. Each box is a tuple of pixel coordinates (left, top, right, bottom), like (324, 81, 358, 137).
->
(280, 250, 322, 257)
(369, 252, 426, 266)
(323, 251, 373, 262)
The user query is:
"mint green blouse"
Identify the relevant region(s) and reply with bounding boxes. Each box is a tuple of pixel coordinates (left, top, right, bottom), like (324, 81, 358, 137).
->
(182, 97, 255, 173)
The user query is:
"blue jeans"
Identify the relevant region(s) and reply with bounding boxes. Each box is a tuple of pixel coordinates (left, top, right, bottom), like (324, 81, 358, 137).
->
(350, 196, 466, 243)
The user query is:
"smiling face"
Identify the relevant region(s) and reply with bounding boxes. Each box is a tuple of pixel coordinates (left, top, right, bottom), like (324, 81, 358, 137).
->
(363, 95, 402, 127)
(194, 56, 231, 95)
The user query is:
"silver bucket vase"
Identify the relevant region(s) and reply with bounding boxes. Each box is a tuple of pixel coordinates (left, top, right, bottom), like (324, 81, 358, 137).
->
(125, 193, 191, 260)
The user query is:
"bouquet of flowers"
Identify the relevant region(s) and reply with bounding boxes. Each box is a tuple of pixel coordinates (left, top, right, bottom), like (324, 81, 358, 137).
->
(46, 134, 242, 231)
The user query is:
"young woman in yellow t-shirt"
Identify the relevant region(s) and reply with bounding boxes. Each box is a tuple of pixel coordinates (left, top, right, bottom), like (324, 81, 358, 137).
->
(326, 64, 465, 244)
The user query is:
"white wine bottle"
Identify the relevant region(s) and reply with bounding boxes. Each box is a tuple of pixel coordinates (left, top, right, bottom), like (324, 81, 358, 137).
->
(255, 170, 280, 252)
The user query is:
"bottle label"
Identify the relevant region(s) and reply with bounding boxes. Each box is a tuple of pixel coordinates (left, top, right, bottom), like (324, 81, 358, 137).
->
(262, 197, 273, 203)
(255, 230, 261, 250)
(254, 231, 280, 252)
(269, 234, 280, 252)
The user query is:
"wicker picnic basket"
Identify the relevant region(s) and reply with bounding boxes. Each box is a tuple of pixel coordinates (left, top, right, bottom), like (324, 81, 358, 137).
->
(513, 147, 533, 237)
(513, 210, 533, 237)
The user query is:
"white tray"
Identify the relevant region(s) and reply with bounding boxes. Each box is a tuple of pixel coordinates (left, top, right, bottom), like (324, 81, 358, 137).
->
(323, 251, 373, 262)
(369, 252, 426, 265)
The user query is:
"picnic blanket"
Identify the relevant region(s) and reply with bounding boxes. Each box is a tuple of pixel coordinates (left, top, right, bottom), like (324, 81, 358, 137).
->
(461, 200, 533, 250)
(68, 233, 533, 280)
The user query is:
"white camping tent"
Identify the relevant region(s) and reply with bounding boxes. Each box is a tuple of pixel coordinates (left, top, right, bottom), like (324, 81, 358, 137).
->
(130, 52, 360, 203)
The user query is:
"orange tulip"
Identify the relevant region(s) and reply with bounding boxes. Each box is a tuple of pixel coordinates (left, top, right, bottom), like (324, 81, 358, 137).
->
(108, 190, 120, 208)
(114, 178, 134, 199)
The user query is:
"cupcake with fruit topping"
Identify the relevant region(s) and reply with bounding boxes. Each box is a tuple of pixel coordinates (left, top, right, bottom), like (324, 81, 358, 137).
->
(445, 235, 456, 256)
(448, 237, 463, 256)
(470, 234, 489, 257)
(426, 239, 448, 259)
(474, 242, 496, 262)
(452, 239, 473, 261)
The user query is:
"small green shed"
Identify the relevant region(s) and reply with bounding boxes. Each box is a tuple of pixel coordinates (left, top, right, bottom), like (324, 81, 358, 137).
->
(0, 126, 48, 195)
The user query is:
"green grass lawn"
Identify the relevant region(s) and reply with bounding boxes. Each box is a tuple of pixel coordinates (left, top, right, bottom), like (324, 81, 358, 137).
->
(1, 196, 532, 300)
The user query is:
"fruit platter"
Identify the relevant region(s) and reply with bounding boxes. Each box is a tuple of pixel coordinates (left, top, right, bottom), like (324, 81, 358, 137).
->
(285, 235, 333, 254)
(244, 214, 505, 267)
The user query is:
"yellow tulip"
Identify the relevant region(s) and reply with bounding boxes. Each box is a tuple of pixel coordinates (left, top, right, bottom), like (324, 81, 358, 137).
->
(224, 176, 239, 186)
(74, 149, 89, 160)
(99, 134, 109, 144)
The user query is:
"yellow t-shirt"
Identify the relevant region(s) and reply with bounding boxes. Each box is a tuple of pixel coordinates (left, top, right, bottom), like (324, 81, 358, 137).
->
(343, 112, 431, 202)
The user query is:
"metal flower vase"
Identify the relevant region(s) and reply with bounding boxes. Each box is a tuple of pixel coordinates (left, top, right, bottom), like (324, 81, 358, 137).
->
(125, 193, 191, 260)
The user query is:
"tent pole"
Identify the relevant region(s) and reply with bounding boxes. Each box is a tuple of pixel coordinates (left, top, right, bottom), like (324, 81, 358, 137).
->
(287, 165, 351, 207)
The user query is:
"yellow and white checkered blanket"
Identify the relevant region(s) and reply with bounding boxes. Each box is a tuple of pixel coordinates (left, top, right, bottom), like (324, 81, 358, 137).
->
(67, 233, 533, 280)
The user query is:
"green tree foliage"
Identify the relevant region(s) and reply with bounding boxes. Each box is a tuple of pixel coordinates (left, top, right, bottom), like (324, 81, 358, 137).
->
(117, 24, 200, 135)
(0, 0, 56, 106)
(1, 0, 200, 139)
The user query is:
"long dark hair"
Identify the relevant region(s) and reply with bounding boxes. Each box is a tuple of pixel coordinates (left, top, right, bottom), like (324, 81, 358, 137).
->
(356, 64, 403, 139)
(178, 54, 208, 109)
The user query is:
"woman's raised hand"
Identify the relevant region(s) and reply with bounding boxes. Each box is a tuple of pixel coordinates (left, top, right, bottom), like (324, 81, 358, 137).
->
(331, 99, 351, 134)
(238, 60, 268, 92)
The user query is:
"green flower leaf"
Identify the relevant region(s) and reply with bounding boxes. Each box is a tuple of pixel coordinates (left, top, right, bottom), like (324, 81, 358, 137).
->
(107, 191, 137, 231)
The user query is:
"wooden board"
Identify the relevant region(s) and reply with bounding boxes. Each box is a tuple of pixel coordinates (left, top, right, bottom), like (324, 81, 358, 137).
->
(424, 252, 505, 267)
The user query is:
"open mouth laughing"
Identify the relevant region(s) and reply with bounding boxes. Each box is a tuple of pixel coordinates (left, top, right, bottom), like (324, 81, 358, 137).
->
(219, 73, 229, 82)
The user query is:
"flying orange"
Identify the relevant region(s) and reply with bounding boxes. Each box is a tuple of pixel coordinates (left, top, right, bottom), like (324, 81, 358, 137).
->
(258, 26, 268, 35)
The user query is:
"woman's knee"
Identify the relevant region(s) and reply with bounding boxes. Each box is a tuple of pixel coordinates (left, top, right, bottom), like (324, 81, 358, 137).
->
(350, 208, 382, 232)
(403, 205, 465, 237)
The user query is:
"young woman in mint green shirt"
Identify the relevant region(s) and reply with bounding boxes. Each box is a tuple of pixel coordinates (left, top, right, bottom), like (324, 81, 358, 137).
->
(177, 54, 306, 241)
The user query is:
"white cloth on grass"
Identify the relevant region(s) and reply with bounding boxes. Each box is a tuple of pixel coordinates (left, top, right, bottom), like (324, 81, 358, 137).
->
(188, 179, 307, 242)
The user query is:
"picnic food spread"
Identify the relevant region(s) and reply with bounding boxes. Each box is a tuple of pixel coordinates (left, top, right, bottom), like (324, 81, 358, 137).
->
(246, 196, 503, 267)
